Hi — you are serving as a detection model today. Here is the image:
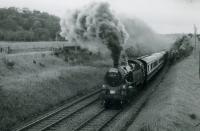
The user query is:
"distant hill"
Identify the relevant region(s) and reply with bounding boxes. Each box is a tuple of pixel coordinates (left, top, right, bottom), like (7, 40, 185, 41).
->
(0, 7, 64, 41)
(163, 33, 185, 41)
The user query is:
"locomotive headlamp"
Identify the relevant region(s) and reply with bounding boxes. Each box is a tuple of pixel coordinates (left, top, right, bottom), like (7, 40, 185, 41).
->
(128, 86, 133, 89)
(102, 84, 106, 89)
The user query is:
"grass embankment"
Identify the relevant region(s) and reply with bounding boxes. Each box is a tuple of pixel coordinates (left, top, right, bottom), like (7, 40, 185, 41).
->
(0, 52, 111, 131)
(127, 55, 200, 131)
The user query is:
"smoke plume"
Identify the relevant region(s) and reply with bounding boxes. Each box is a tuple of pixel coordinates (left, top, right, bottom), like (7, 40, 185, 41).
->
(120, 16, 174, 57)
(60, 2, 129, 67)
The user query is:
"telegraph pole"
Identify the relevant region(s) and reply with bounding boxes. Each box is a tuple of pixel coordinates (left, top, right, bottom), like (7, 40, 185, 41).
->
(199, 37, 200, 79)
(194, 25, 197, 58)
(198, 30, 200, 79)
(193, 25, 200, 79)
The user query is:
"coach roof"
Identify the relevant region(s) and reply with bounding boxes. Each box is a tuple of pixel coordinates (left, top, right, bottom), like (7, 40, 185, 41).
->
(140, 51, 165, 63)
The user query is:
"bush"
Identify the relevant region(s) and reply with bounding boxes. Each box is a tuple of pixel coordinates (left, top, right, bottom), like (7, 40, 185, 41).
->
(2, 56, 15, 68)
(53, 46, 101, 65)
(169, 35, 193, 64)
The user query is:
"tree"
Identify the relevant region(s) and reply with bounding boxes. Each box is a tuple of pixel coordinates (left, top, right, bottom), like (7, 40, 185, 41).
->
(0, 7, 64, 41)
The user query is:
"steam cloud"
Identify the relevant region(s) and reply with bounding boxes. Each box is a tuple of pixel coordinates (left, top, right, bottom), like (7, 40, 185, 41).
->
(60, 2, 129, 67)
(120, 16, 173, 57)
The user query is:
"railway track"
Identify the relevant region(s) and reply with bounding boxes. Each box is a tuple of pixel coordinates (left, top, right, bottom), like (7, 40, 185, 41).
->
(15, 89, 102, 131)
(74, 109, 122, 131)
(15, 63, 170, 131)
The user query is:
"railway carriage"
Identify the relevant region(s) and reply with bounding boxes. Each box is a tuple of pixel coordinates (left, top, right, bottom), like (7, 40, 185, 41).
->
(137, 51, 166, 81)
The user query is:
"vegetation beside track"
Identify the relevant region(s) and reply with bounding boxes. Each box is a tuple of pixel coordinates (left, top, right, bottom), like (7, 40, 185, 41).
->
(169, 35, 193, 64)
(127, 54, 200, 131)
(0, 49, 111, 131)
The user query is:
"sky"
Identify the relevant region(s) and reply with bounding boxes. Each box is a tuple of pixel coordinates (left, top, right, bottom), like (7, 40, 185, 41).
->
(0, 0, 199, 34)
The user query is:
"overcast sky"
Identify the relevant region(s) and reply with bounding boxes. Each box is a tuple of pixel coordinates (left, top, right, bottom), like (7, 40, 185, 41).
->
(0, 0, 199, 34)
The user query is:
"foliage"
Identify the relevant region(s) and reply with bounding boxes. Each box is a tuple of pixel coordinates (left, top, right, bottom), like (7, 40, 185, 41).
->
(169, 35, 193, 64)
(0, 7, 64, 41)
(53, 46, 102, 65)
(0, 53, 108, 130)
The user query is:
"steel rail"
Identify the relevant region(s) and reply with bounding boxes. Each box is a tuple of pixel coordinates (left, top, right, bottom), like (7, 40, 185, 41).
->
(16, 89, 102, 131)
(40, 98, 99, 131)
(97, 110, 122, 131)
(74, 109, 122, 131)
(73, 109, 105, 131)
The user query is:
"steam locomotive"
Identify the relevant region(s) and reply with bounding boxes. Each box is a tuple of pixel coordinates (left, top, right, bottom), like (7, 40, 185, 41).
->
(101, 51, 168, 108)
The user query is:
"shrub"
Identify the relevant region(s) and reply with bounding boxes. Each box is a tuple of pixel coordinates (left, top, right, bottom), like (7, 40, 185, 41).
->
(189, 113, 196, 120)
(53, 46, 101, 65)
(33, 60, 36, 64)
(39, 62, 45, 67)
(169, 35, 193, 64)
(2, 56, 15, 68)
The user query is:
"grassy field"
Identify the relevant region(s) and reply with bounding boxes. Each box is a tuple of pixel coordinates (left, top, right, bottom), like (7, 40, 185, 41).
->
(0, 41, 73, 53)
(0, 42, 112, 130)
(127, 55, 200, 131)
(0, 36, 174, 130)
(0, 41, 71, 48)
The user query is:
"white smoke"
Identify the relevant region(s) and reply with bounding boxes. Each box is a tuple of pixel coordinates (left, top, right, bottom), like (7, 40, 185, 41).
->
(120, 17, 173, 56)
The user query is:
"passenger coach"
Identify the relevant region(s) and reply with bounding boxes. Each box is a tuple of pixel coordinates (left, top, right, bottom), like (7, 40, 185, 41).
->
(137, 51, 166, 81)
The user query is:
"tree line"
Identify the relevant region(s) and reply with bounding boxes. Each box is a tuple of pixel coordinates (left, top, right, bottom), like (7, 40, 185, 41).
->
(169, 35, 193, 64)
(0, 7, 65, 41)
